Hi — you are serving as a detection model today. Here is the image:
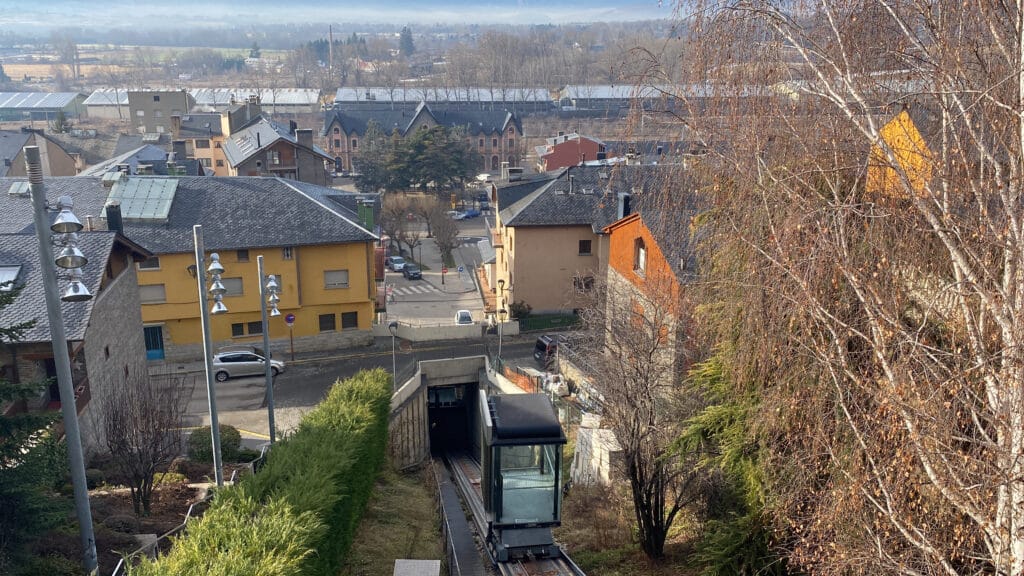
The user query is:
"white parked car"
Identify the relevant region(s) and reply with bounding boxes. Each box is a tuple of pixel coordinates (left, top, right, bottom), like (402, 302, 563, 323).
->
(455, 309, 474, 325)
(386, 256, 406, 271)
(212, 352, 285, 382)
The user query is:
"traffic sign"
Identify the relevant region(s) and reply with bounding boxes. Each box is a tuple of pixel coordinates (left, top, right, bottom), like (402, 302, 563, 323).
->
(285, 313, 295, 326)
(442, 267, 448, 274)
(457, 266, 464, 273)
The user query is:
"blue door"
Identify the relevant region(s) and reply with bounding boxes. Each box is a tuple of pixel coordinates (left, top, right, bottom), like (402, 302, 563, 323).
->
(144, 326, 165, 360)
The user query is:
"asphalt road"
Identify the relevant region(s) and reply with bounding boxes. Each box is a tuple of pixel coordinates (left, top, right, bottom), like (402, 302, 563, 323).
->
(271, 335, 539, 408)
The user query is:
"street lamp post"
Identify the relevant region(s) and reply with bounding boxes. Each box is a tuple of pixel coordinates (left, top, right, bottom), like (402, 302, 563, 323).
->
(498, 308, 507, 361)
(388, 320, 399, 390)
(26, 146, 97, 575)
(193, 225, 228, 487)
(257, 256, 280, 444)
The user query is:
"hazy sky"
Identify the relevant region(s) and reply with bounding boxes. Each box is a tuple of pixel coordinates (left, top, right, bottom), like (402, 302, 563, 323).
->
(2, 0, 671, 32)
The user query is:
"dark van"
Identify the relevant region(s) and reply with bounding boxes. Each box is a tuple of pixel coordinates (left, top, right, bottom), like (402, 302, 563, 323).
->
(533, 334, 562, 368)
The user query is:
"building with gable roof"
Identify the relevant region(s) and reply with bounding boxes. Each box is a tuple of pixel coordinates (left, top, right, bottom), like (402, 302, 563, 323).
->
(0, 129, 78, 177)
(0, 229, 151, 453)
(323, 101, 523, 173)
(223, 117, 332, 184)
(0, 174, 378, 362)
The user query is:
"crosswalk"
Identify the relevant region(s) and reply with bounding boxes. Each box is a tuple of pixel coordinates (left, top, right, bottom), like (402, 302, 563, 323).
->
(390, 283, 441, 297)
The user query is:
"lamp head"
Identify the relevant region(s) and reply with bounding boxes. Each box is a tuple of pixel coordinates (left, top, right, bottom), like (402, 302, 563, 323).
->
(55, 244, 88, 269)
(207, 253, 224, 275)
(209, 279, 226, 296)
(498, 308, 507, 320)
(265, 274, 279, 292)
(497, 278, 505, 290)
(210, 296, 228, 315)
(61, 268, 92, 302)
(387, 320, 398, 335)
(51, 196, 84, 234)
(269, 304, 281, 317)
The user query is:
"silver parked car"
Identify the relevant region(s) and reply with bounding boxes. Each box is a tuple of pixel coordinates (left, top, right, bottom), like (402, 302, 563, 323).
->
(212, 352, 285, 382)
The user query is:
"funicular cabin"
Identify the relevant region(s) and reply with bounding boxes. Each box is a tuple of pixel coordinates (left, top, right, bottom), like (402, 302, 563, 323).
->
(480, 393, 567, 562)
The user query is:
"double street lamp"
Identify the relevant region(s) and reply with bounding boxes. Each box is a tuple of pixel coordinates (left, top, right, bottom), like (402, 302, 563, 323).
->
(26, 146, 97, 574)
(257, 255, 280, 444)
(193, 225, 227, 487)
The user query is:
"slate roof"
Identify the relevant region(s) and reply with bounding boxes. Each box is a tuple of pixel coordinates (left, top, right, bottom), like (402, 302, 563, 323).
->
(0, 131, 31, 177)
(178, 113, 223, 137)
(324, 101, 521, 137)
(0, 232, 119, 343)
(79, 145, 203, 177)
(0, 176, 377, 255)
(623, 170, 706, 281)
(223, 117, 331, 167)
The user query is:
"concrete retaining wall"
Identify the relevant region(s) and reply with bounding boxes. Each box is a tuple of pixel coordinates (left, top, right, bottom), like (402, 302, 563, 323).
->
(373, 321, 520, 342)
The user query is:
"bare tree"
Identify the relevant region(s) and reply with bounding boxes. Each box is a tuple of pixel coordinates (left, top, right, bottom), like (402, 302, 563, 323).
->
(664, 0, 1024, 573)
(576, 267, 702, 559)
(411, 195, 440, 238)
(429, 209, 460, 265)
(380, 194, 411, 255)
(96, 362, 194, 516)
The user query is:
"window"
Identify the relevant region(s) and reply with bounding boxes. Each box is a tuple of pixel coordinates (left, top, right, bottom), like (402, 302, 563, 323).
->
(282, 247, 294, 260)
(333, 127, 340, 134)
(634, 238, 647, 275)
(492, 138, 498, 147)
(231, 323, 245, 337)
(578, 240, 592, 255)
(574, 275, 595, 291)
(508, 138, 515, 148)
(153, 95, 160, 102)
(138, 256, 160, 270)
(478, 138, 484, 148)
(154, 110, 163, 118)
(268, 150, 280, 165)
(236, 249, 249, 262)
(196, 139, 210, 148)
(333, 139, 341, 148)
(319, 313, 336, 332)
(247, 321, 263, 335)
(221, 277, 243, 296)
(508, 126, 515, 134)
(139, 284, 166, 304)
(351, 138, 358, 149)
(0, 264, 20, 291)
(215, 141, 222, 148)
(341, 311, 358, 329)
(215, 159, 224, 167)
(324, 269, 350, 289)
(136, 110, 145, 117)
(200, 158, 211, 167)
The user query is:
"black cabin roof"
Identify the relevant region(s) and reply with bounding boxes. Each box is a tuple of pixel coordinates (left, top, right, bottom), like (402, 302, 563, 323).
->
(490, 394, 566, 446)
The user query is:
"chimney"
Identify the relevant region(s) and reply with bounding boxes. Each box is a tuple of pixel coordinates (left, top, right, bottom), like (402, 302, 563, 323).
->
(289, 120, 297, 135)
(170, 114, 182, 138)
(105, 201, 124, 234)
(137, 164, 152, 175)
(117, 163, 131, 174)
(617, 192, 632, 219)
(296, 128, 313, 148)
(172, 140, 186, 161)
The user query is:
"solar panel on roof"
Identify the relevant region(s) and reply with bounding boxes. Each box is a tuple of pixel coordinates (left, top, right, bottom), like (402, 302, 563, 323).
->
(7, 182, 29, 197)
(106, 178, 178, 222)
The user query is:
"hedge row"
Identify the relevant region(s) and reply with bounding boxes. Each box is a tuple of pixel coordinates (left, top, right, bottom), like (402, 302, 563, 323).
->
(127, 368, 392, 576)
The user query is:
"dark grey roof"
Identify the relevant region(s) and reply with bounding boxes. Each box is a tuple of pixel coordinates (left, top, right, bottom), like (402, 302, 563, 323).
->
(0, 232, 117, 343)
(178, 113, 223, 137)
(500, 165, 684, 235)
(80, 145, 204, 177)
(113, 133, 170, 156)
(0, 131, 31, 177)
(495, 173, 558, 214)
(489, 393, 566, 446)
(625, 169, 705, 281)
(324, 101, 520, 137)
(0, 176, 377, 255)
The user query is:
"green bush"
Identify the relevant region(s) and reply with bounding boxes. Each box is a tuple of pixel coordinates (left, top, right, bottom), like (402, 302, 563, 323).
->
(235, 447, 260, 463)
(128, 369, 392, 576)
(187, 425, 241, 463)
(85, 468, 105, 489)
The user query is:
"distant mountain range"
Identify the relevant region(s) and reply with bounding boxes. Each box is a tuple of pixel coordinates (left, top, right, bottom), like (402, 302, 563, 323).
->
(2, 0, 671, 33)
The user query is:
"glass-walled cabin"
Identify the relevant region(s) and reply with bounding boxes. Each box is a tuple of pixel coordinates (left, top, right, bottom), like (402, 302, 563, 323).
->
(481, 393, 567, 527)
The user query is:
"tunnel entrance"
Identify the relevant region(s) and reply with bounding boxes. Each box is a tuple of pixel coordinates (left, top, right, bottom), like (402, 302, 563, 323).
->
(428, 384, 480, 455)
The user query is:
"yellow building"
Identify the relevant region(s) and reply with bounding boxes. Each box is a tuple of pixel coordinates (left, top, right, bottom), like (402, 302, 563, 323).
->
(867, 108, 933, 198)
(21, 173, 378, 362)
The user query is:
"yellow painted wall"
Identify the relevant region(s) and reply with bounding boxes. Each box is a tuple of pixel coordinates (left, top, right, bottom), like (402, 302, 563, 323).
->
(137, 242, 375, 347)
(867, 110, 933, 198)
(507, 225, 601, 313)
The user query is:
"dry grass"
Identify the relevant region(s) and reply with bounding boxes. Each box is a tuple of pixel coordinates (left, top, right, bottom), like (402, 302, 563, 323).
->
(555, 478, 699, 575)
(4, 63, 133, 80)
(338, 464, 443, 576)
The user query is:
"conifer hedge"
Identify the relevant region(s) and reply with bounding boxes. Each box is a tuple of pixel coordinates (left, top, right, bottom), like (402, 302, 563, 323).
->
(127, 368, 392, 576)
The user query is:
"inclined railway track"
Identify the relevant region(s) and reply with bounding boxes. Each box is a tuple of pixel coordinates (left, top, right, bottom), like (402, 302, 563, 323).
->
(441, 452, 585, 576)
